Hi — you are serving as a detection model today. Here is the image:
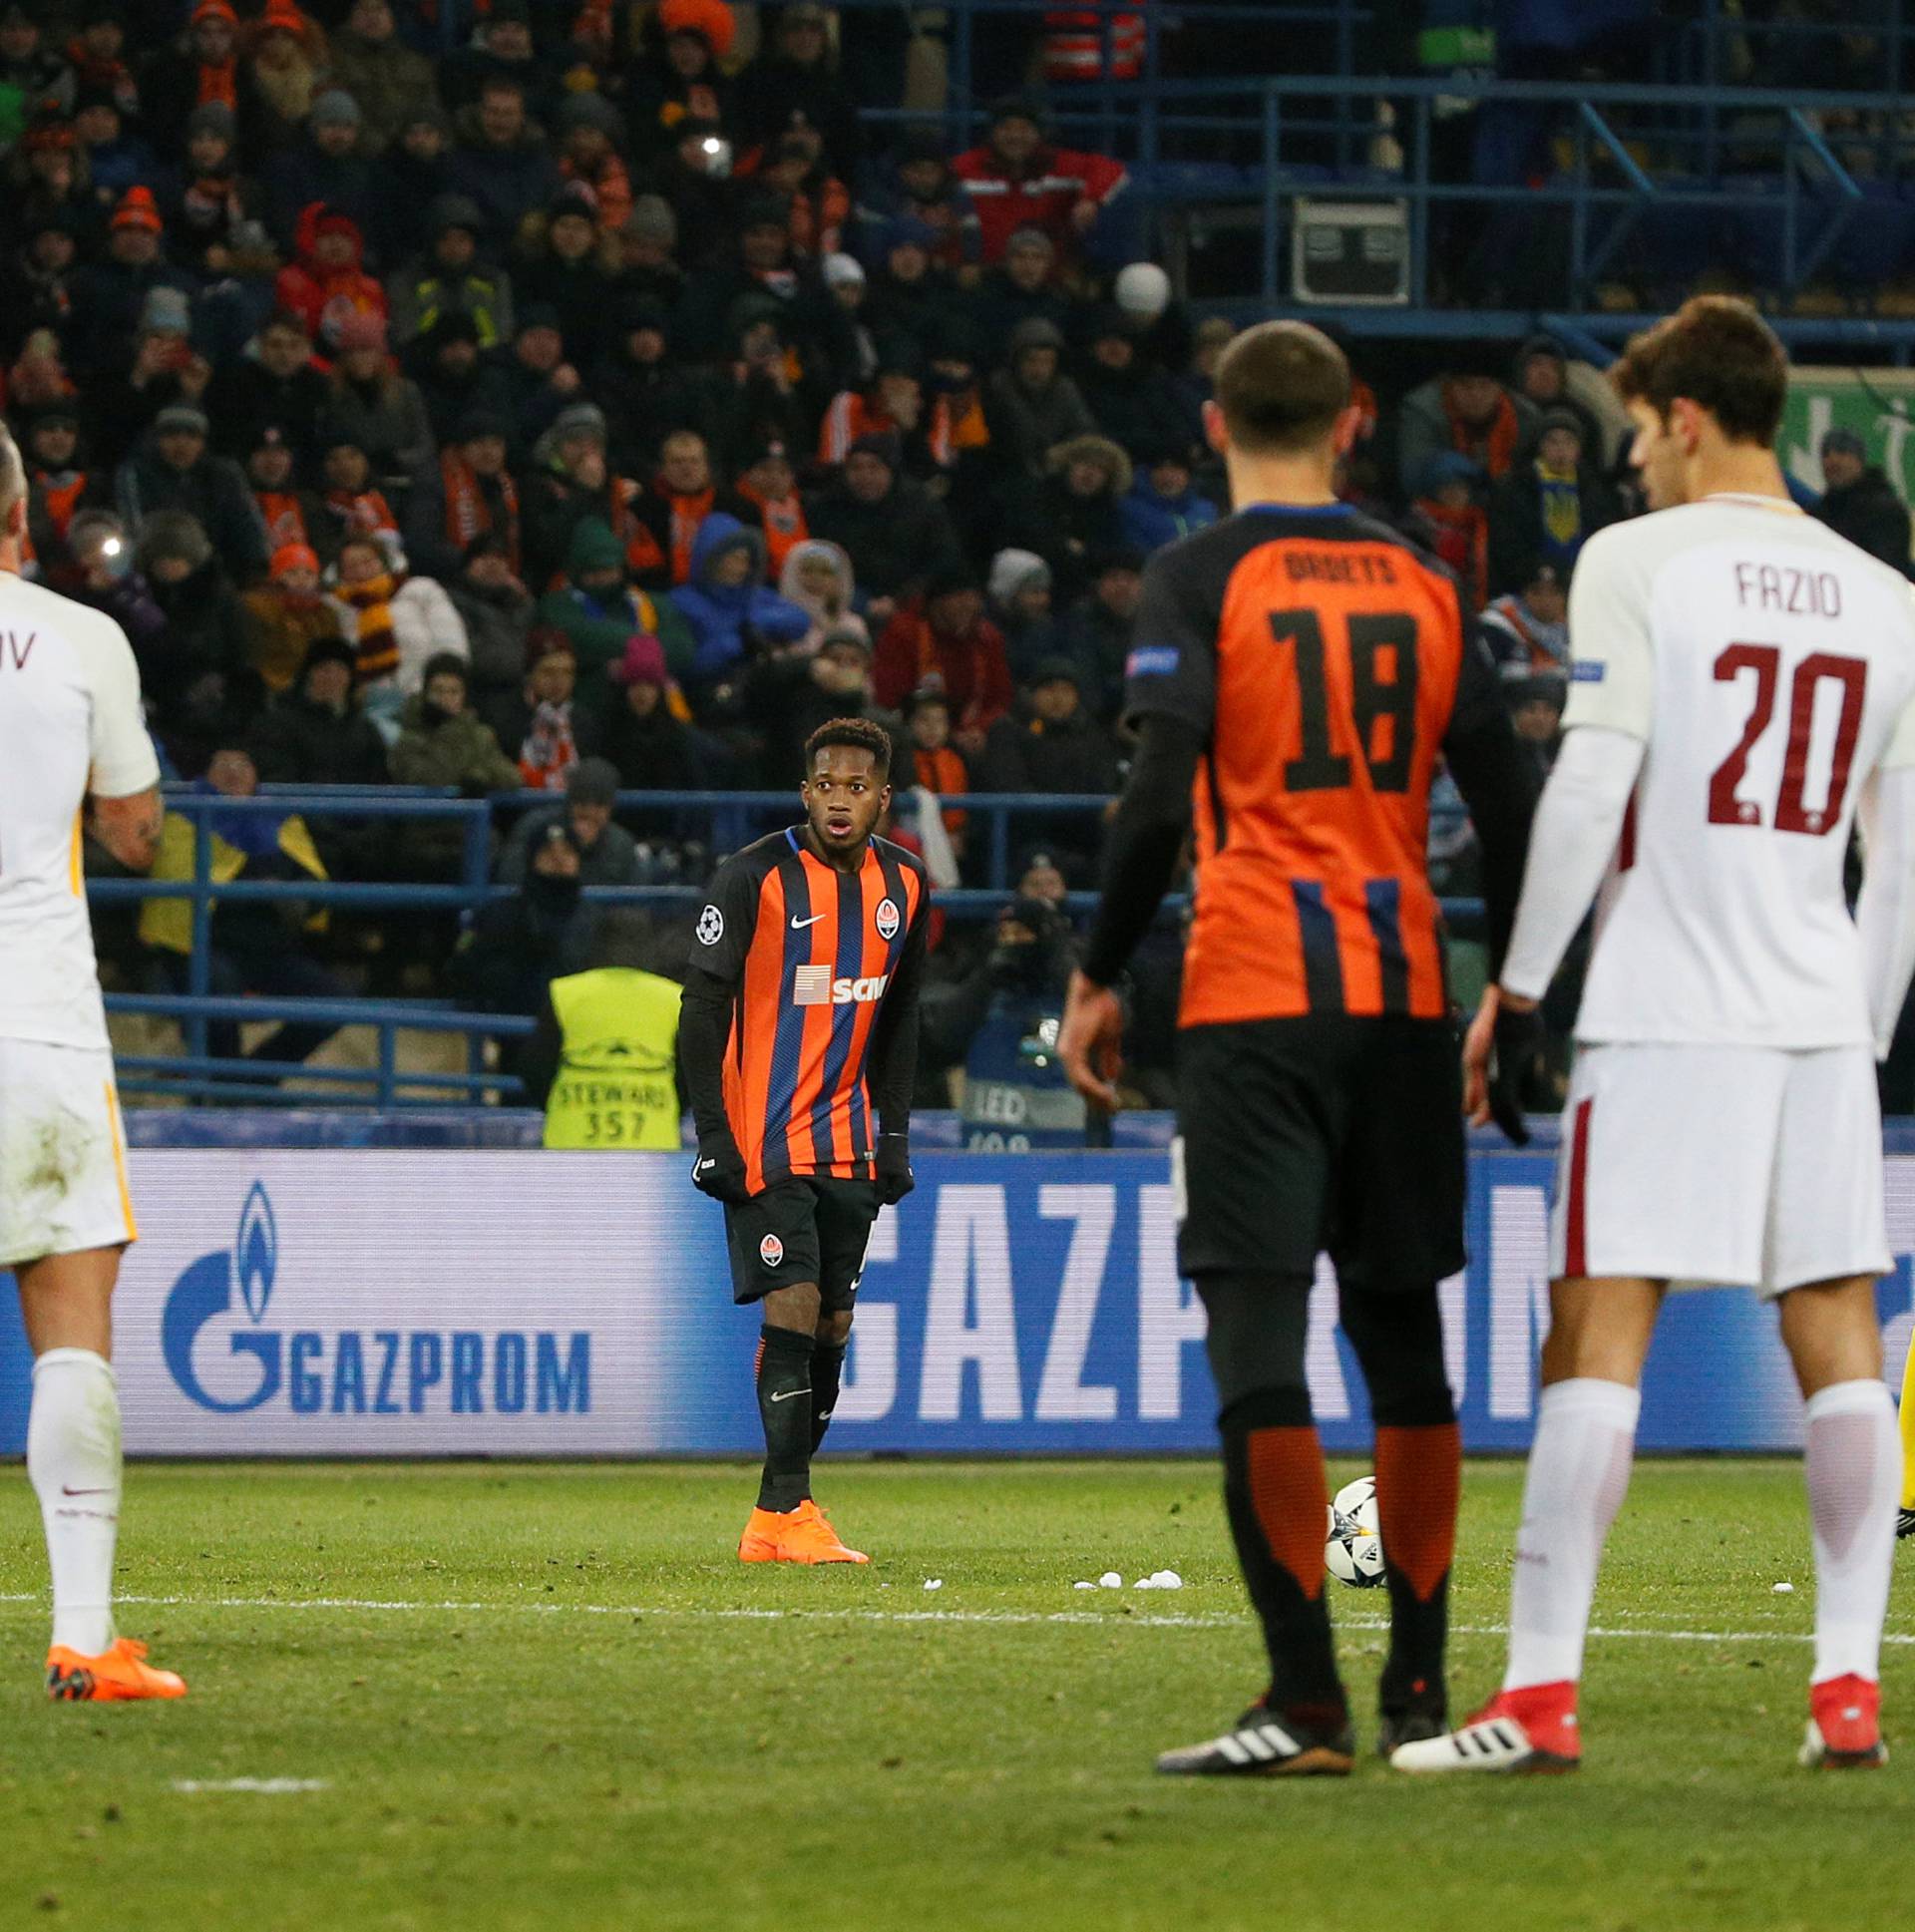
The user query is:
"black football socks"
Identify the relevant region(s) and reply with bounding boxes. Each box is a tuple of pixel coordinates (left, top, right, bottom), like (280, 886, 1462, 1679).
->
(754, 1325, 813, 1512)
(810, 1340, 848, 1455)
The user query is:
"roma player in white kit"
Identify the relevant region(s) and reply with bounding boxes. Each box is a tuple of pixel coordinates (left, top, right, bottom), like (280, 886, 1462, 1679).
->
(1396, 298, 1915, 1775)
(0, 431, 185, 1701)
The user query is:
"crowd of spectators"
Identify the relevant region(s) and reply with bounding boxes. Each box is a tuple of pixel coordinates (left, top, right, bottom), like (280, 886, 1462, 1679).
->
(14, 1, 1892, 1091)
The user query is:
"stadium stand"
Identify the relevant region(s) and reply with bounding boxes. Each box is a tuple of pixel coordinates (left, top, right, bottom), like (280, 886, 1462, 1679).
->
(4, 0, 1900, 1111)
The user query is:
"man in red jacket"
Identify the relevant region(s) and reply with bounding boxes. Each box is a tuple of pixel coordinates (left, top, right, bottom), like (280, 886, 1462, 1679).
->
(873, 566, 1013, 755)
(951, 98, 1128, 266)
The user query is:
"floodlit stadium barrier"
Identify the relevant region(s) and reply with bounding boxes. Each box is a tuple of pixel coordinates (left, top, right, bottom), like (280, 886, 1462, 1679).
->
(90, 787, 1490, 1107)
(1, 1129, 1909, 1456)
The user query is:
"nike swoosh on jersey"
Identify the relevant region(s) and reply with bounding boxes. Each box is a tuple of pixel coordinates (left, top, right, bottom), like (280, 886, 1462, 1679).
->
(790, 914, 829, 930)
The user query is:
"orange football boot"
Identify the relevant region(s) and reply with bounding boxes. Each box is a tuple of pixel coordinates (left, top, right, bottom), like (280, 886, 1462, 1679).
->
(737, 1499, 869, 1564)
(47, 1637, 187, 1702)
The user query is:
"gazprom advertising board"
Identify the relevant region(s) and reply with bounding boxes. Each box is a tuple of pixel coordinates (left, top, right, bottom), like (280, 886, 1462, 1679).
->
(0, 1147, 1910, 1456)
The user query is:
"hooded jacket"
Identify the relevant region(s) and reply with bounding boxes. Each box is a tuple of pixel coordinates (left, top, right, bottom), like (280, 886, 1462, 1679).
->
(776, 539, 867, 653)
(668, 513, 812, 687)
(272, 205, 387, 352)
(1119, 469, 1221, 555)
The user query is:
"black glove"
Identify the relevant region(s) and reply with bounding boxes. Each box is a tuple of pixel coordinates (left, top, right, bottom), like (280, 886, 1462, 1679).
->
(875, 1131, 914, 1206)
(1486, 1000, 1544, 1147)
(690, 1131, 750, 1203)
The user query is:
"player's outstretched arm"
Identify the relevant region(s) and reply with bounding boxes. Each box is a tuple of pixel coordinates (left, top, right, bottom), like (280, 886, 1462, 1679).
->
(1856, 763, 1915, 1057)
(1062, 713, 1199, 1107)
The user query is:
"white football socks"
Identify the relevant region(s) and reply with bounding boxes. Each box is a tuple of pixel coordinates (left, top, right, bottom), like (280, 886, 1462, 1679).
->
(1503, 1377, 1641, 1693)
(27, 1349, 123, 1657)
(1803, 1378, 1899, 1686)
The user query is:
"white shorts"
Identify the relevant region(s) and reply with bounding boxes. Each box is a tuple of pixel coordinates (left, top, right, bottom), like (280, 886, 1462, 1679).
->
(1547, 1041, 1889, 1298)
(0, 1039, 137, 1268)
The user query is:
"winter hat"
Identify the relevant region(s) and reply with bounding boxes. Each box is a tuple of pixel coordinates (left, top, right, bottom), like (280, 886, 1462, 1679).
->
(988, 548, 1051, 605)
(187, 101, 237, 144)
(988, 96, 1046, 134)
(310, 89, 363, 131)
(1536, 406, 1586, 446)
(741, 437, 794, 475)
(1114, 261, 1171, 321)
(546, 181, 599, 225)
(881, 214, 939, 256)
(622, 194, 677, 251)
(192, 0, 239, 21)
(138, 510, 213, 572)
(111, 186, 164, 234)
(334, 309, 388, 355)
(429, 194, 486, 239)
(526, 627, 576, 668)
(550, 401, 608, 445)
(271, 543, 321, 579)
(155, 404, 210, 438)
(898, 126, 948, 167)
(1822, 428, 1866, 460)
(566, 756, 620, 806)
(1028, 656, 1082, 693)
(142, 286, 192, 335)
(300, 633, 357, 677)
(1006, 316, 1065, 357)
(818, 623, 872, 659)
(608, 633, 668, 688)
(422, 650, 471, 691)
(259, 0, 313, 36)
(456, 408, 511, 445)
(658, 0, 737, 58)
(823, 252, 865, 289)
(847, 432, 900, 470)
(1415, 450, 1484, 497)
(557, 92, 625, 142)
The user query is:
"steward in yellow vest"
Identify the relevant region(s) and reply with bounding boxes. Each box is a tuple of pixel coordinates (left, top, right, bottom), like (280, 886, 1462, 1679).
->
(533, 910, 684, 1149)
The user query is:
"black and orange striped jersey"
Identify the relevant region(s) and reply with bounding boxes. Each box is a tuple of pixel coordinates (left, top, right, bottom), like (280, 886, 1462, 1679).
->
(1124, 502, 1515, 1027)
(687, 828, 930, 1190)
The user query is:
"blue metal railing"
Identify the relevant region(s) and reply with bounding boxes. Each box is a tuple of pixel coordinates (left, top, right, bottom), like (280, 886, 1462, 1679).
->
(96, 786, 1488, 1107)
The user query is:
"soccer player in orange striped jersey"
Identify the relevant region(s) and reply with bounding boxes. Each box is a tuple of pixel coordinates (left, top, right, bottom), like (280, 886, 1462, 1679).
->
(681, 718, 929, 1564)
(1059, 320, 1537, 1775)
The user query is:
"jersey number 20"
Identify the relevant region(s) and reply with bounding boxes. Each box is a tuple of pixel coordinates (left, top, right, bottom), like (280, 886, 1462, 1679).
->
(1708, 644, 1865, 836)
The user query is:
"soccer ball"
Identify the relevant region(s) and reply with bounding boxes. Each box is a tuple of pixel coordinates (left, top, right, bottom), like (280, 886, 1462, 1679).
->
(1325, 1475, 1385, 1588)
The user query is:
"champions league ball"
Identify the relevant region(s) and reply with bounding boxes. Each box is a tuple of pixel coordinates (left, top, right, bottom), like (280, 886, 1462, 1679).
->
(1325, 1475, 1385, 1588)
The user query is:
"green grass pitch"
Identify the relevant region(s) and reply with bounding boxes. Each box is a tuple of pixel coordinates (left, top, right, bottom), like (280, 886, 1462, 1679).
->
(1, 1458, 1912, 1931)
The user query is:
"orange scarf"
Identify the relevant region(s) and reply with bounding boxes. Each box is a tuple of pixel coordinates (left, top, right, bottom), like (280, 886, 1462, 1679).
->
(196, 58, 238, 111)
(255, 489, 310, 553)
(442, 451, 521, 573)
(734, 482, 807, 577)
(663, 487, 714, 584)
(336, 573, 400, 684)
(1447, 385, 1521, 481)
(606, 477, 667, 582)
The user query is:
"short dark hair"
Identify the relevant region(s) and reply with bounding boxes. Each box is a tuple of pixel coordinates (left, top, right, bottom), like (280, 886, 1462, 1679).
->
(1213, 320, 1351, 455)
(1611, 296, 1787, 447)
(804, 716, 892, 780)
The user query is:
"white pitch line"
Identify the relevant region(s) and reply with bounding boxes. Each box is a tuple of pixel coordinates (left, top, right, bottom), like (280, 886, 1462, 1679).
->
(0, 1588, 1902, 1647)
(172, 1778, 329, 1794)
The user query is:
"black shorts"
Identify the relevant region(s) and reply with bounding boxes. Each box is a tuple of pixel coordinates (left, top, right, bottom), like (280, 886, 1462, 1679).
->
(1175, 1015, 1466, 1290)
(724, 1175, 882, 1311)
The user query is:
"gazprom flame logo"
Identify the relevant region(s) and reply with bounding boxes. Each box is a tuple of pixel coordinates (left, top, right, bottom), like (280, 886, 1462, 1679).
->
(162, 1182, 283, 1411)
(237, 1183, 276, 1323)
